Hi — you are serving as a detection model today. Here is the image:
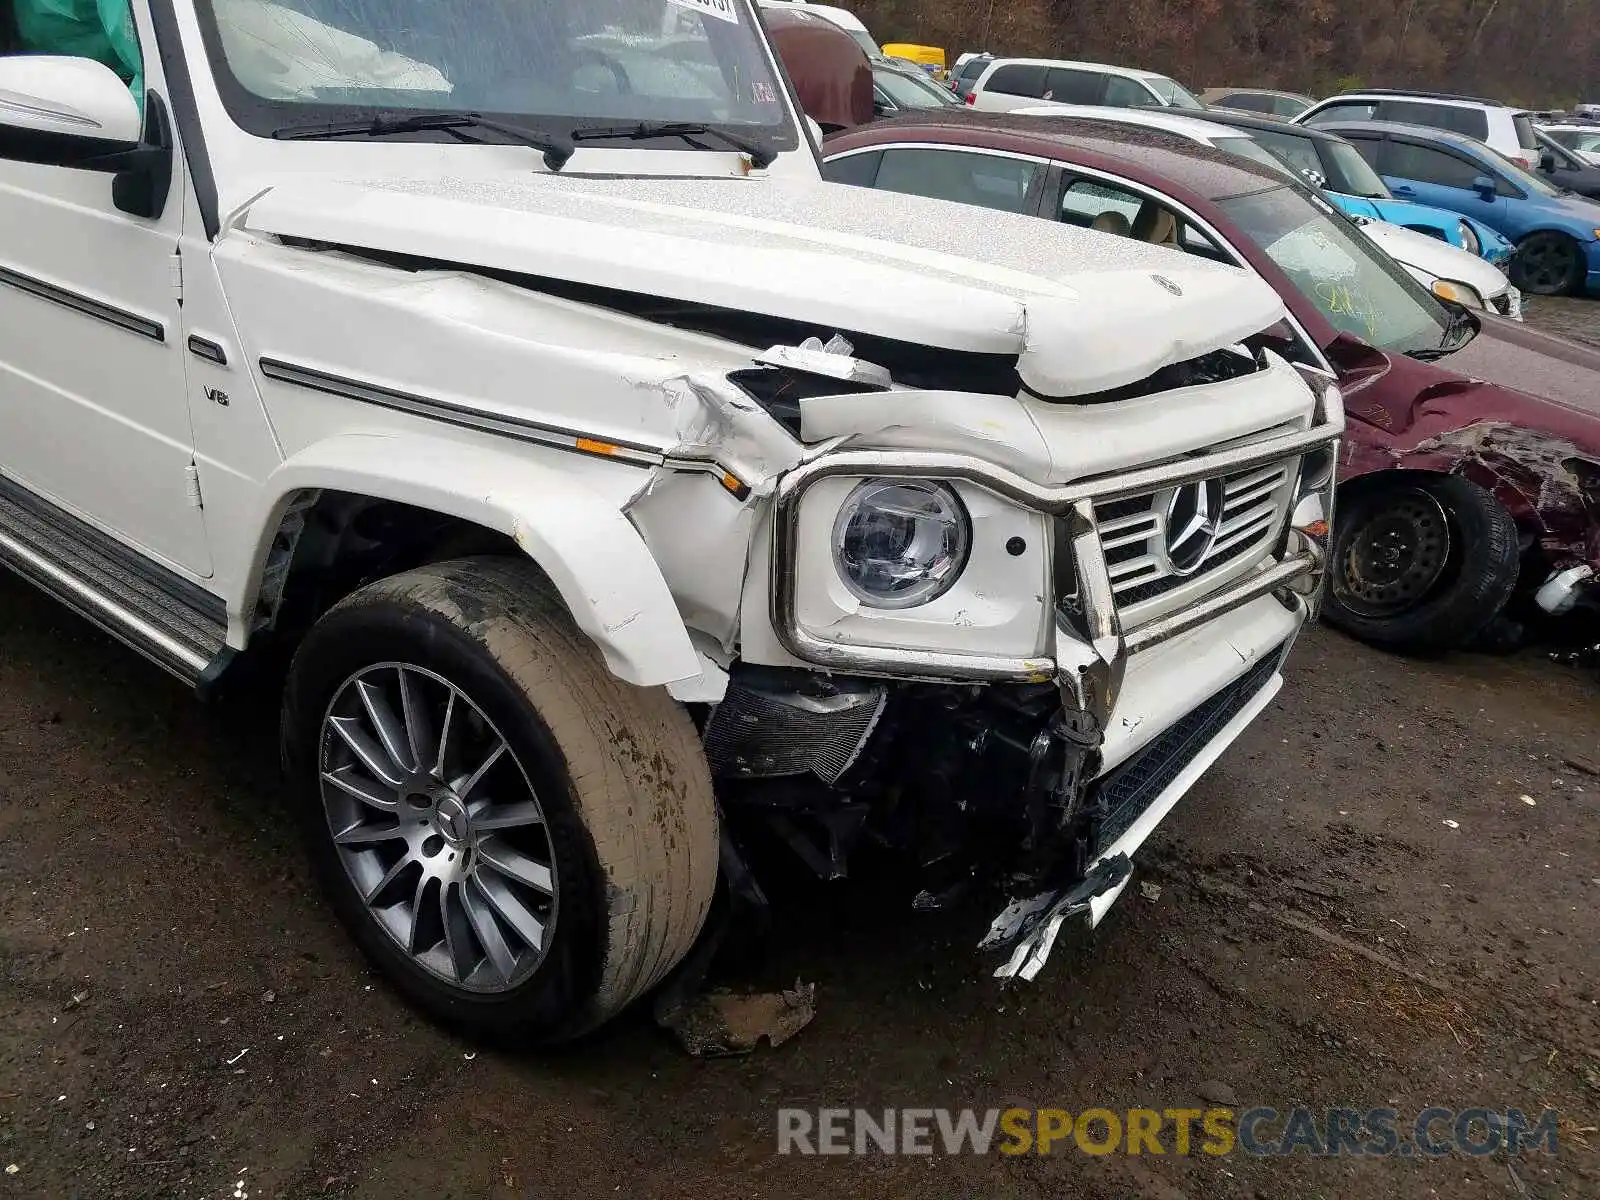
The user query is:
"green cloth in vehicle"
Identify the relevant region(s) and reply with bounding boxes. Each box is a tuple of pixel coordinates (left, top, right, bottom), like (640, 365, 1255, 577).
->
(14, 0, 145, 104)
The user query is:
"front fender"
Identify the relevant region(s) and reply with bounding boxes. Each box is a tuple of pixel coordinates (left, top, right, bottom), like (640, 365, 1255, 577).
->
(243, 433, 707, 690)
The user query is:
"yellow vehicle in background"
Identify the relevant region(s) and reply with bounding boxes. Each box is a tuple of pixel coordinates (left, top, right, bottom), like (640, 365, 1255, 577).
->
(881, 43, 947, 77)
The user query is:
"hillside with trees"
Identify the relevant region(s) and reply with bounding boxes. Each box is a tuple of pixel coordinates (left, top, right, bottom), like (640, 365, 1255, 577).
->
(849, 0, 1598, 107)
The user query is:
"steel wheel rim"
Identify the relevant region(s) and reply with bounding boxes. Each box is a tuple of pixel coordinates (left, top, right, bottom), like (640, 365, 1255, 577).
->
(319, 663, 557, 994)
(1334, 489, 1453, 618)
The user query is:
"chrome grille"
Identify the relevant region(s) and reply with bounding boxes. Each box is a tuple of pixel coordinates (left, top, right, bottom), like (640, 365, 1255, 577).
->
(1095, 459, 1295, 611)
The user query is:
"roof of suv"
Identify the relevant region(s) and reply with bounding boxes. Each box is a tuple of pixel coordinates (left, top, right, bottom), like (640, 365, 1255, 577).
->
(1315, 89, 1526, 114)
(826, 110, 1290, 201)
(1312, 118, 1503, 157)
(977, 57, 1169, 82)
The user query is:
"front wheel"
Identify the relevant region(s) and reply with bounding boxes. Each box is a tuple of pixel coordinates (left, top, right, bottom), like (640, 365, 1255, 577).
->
(1322, 475, 1520, 654)
(281, 557, 719, 1043)
(1510, 231, 1584, 296)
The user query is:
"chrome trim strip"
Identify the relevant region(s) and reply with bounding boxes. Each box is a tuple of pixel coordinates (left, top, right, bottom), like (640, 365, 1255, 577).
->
(1121, 555, 1315, 655)
(0, 264, 165, 342)
(0, 529, 212, 682)
(257, 357, 670, 467)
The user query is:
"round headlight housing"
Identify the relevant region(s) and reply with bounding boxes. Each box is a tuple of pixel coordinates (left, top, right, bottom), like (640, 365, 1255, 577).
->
(832, 480, 971, 609)
(1458, 220, 1481, 257)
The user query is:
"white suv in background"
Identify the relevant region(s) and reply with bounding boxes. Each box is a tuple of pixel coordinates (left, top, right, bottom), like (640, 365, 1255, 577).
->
(1296, 90, 1541, 170)
(969, 58, 1206, 113)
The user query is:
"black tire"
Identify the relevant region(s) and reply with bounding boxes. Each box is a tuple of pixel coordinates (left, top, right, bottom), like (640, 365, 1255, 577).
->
(1510, 231, 1585, 296)
(1322, 475, 1520, 654)
(281, 556, 718, 1043)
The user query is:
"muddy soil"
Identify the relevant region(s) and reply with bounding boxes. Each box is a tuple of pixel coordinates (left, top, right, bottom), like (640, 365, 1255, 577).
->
(2, 303, 1598, 1200)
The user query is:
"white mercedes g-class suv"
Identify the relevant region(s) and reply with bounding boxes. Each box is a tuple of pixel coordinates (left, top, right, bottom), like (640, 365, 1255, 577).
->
(0, 0, 1341, 1040)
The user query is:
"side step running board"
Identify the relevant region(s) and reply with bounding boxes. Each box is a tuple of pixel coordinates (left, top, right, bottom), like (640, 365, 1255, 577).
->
(0, 474, 231, 689)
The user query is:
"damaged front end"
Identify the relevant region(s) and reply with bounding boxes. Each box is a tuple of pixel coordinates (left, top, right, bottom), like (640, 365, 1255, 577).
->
(631, 342, 1345, 982)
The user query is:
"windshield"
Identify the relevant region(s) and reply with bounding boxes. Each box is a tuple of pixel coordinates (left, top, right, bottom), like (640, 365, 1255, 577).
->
(1489, 146, 1563, 196)
(1219, 185, 1453, 356)
(875, 67, 957, 108)
(1323, 140, 1390, 198)
(843, 27, 881, 58)
(193, 0, 798, 153)
(1146, 75, 1205, 110)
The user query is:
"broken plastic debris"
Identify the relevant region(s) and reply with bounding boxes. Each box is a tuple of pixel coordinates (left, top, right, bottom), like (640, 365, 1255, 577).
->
(224, 1048, 249, 1066)
(1139, 881, 1163, 902)
(4, 1164, 17, 1175)
(1520, 795, 1537, 807)
(656, 982, 816, 1057)
(1442, 819, 1460, 829)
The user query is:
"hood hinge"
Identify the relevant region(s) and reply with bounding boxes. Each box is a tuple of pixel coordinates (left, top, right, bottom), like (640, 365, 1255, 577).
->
(184, 462, 203, 509)
(170, 251, 183, 307)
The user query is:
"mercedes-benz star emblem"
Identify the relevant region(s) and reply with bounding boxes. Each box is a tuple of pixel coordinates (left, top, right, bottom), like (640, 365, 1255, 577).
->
(1162, 479, 1226, 575)
(1151, 274, 1184, 297)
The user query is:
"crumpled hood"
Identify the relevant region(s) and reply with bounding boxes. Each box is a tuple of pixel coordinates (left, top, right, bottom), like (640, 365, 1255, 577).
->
(235, 172, 1286, 398)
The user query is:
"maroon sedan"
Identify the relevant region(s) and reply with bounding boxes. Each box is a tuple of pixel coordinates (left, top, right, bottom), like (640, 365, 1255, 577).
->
(822, 113, 1600, 652)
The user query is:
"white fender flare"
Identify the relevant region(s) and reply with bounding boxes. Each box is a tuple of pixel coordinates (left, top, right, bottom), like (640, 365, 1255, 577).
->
(240, 433, 708, 690)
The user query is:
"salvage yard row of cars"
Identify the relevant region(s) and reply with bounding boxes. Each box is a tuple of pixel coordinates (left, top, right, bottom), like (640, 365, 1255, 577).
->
(0, 0, 1594, 1044)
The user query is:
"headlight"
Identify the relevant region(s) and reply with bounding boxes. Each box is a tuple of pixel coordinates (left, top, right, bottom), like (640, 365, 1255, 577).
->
(1431, 279, 1484, 309)
(832, 480, 971, 608)
(1458, 220, 1480, 256)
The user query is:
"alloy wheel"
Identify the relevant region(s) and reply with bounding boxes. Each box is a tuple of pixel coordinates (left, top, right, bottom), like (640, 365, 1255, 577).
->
(1514, 234, 1580, 294)
(318, 663, 557, 993)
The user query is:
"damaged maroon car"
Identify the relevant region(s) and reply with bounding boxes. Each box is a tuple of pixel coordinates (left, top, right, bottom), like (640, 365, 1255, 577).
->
(820, 114, 1600, 650)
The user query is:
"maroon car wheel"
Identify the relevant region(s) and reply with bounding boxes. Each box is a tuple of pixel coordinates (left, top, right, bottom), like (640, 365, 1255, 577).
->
(1323, 476, 1521, 654)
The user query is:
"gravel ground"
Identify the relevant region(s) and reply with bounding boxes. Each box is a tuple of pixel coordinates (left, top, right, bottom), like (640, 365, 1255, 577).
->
(1, 302, 1597, 1200)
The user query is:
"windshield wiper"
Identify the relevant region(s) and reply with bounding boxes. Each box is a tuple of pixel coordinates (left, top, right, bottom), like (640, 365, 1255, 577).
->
(1411, 304, 1480, 361)
(272, 112, 573, 171)
(569, 121, 776, 168)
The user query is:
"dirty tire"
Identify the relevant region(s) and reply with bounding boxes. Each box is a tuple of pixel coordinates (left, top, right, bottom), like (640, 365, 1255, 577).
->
(281, 556, 718, 1043)
(1510, 231, 1584, 296)
(1322, 475, 1520, 654)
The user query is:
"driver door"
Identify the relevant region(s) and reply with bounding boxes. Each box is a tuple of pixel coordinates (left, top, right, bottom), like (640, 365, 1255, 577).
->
(0, 2, 209, 576)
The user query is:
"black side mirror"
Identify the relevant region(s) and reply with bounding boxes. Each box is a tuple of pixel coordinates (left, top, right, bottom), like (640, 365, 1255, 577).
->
(1539, 149, 1556, 172)
(1472, 175, 1497, 200)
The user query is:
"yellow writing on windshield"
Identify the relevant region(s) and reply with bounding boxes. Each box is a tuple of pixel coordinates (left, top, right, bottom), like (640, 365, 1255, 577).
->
(1313, 280, 1381, 341)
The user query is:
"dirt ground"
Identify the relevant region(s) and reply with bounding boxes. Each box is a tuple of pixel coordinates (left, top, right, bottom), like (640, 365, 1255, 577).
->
(2, 306, 1599, 1200)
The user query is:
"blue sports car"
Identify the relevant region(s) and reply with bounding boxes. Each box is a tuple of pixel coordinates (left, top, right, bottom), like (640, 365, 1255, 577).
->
(1198, 110, 1513, 268)
(1321, 119, 1600, 295)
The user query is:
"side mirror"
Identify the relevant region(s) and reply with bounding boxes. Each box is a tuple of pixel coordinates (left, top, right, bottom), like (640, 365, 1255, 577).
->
(1539, 149, 1556, 172)
(0, 56, 142, 160)
(1472, 174, 1497, 200)
(872, 99, 895, 119)
(0, 57, 171, 219)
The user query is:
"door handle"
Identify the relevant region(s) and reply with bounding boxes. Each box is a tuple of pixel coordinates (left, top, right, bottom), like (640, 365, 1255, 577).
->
(1390, 185, 1416, 197)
